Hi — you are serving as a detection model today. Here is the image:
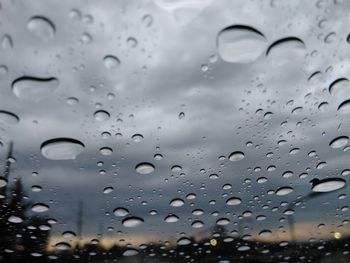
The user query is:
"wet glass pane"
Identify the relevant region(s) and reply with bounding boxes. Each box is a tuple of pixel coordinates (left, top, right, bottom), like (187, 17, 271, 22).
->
(0, 0, 349, 262)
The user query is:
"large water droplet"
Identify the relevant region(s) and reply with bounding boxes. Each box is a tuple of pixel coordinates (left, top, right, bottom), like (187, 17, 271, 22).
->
(27, 16, 55, 41)
(12, 76, 59, 101)
(123, 249, 139, 257)
(122, 217, 144, 227)
(94, 110, 110, 121)
(32, 203, 49, 212)
(266, 37, 306, 65)
(226, 197, 242, 206)
(113, 207, 129, 217)
(275, 186, 293, 196)
(135, 162, 155, 174)
(8, 215, 23, 224)
(164, 214, 179, 223)
(103, 55, 120, 69)
(170, 198, 184, 207)
(228, 151, 245, 161)
(329, 78, 349, 96)
(41, 138, 85, 160)
(217, 25, 267, 63)
(330, 136, 349, 148)
(338, 99, 350, 114)
(55, 242, 71, 251)
(311, 178, 346, 192)
(0, 110, 19, 124)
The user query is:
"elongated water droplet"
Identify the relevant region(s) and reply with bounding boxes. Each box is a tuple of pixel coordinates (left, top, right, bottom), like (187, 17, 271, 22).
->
(276, 186, 293, 196)
(12, 76, 59, 101)
(311, 178, 346, 192)
(330, 136, 348, 148)
(41, 138, 85, 160)
(338, 99, 350, 114)
(217, 25, 267, 63)
(226, 197, 242, 205)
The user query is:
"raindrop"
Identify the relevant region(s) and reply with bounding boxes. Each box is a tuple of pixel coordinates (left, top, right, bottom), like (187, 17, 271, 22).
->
(177, 237, 191, 245)
(8, 215, 23, 224)
(103, 187, 114, 194)
(170, 198, 184, 207)
(135, 162, 155, 174)
(171, 165, 182, 172)
(178, 112, 185, 119)
(132, 134, 144, 142)
(27, 16, 55, 41)
(276, 186, 293, 196)
(12, 76, 59, 101)
(32, 203, 49, 212)
(216, 218, 230, 225)
(217, 25, 267, 63)
(123, 249, 139, 257)
(55, 242, 71, 251)
(226, 197, 242, 206)
(142, 14, 153, 27)
(259, 230, 272, 237)
(338, 99, 350, 114)
(41, 138, 85, 160)
(0, 110, 19, 124)
(329, 78, 349, 95)
(330, 136, 349, 148)
(100, 147, 113, 156)
(228, 151, 245, 161)
(311, 178, 346, 192)
(66, 97, 79, 105)
(127, 37, 138, 48)
(0, 177, 7, 187)
(103, 55, 120, 69)
(31, 185, 42, 192)
(164, 214, 179, 223)
(122, 217, 144, 227)
(62, 231, 76, 238)
(191, 220, 204, 228)
(1, 34, 13, 49)
(266, 37, 306, 65)
(94, 110, 110, 121)
(113, 207, 129, 217)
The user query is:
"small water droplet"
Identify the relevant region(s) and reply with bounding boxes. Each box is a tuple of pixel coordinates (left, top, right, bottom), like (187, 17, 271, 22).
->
(0, 110, 19, 124)
(123, 249, 139, 257)
(100, 147, 113, 156)
(55, 242, 71, 251)
(8, 215, 23, 224)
